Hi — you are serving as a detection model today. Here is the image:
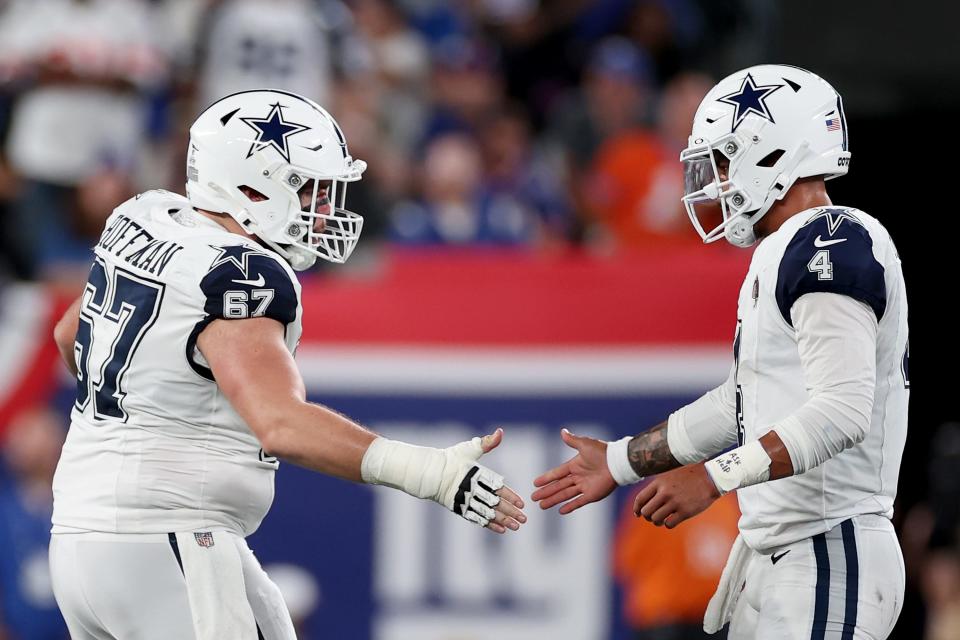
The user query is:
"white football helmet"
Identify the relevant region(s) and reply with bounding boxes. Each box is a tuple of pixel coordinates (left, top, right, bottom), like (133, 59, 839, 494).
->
(186, 89, 366, 269)
(680, 64, 850, 247)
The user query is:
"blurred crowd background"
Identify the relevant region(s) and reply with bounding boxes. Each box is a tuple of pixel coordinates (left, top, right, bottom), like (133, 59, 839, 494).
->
(0, 0, 959, 639)
(0, 0, 774, 286)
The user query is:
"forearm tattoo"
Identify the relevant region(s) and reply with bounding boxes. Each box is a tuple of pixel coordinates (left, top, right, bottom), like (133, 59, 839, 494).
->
(627, 421, 681, 477)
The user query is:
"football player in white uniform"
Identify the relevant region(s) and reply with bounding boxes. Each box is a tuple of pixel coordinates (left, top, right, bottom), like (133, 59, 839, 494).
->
(49, 89, 526, 640)
(533, 65, 908, 639)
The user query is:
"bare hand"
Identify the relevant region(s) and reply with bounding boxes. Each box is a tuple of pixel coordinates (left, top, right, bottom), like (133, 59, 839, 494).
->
(531, 429, 617, 514)
(478, 428, 527, 534)
(632, 463, 720, 528)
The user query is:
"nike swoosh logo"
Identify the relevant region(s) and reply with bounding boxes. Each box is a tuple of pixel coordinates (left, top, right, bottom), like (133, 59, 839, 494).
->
(771, 550, 791, 565)
(814, 235, 847, 247)
(233, 274, 265, 287)
(303, 143, 324, 151)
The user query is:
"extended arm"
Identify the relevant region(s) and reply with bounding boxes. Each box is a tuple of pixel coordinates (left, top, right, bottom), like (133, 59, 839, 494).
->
(663, 362, 740, 465)
(635, 292, 877, 527)
(531, 365, 740, 513)
(199, 316, 525, 533)
(53, 296, 82, 377)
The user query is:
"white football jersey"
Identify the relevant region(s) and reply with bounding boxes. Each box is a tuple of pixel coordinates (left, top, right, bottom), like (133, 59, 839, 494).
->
(52, 190, 302, 536)
(734, 206, 909, 551)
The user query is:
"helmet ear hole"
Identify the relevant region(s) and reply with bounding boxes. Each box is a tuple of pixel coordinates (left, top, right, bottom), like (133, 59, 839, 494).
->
(238, 185, 270, 202)
(756, 149, 785, 167)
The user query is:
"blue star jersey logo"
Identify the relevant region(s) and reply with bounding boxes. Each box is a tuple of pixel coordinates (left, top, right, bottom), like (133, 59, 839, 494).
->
(717, 73, 784, 132)
(209, 244, 262, 277)
(802, 207, 863, 236)
(240, 103, 308, 163)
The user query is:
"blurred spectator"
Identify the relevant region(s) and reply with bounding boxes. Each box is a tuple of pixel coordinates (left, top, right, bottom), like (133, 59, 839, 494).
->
(196, 0, 332, 111)
(350, 0, 430, 147)
(547, 37, 653, 171)
(0, 407, 68, 640)
(623, 0, 699, 85)
(584, 71, 712, 250)
(923, 548, 960, 640)
(475, 0, 586, 124)
(613, 490, 739, 640)
(330, 0, 433, 238)
(388, 132, 538, 246)
(544, 36, 652, 246)
(395, 0, 471, 46)
(479, 105, 575, 246)
(0, 0, 165, 281)
(421, 36, 505, 143)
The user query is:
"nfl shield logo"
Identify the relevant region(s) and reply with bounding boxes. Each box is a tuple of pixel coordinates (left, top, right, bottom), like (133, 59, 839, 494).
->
(194, 532, 215, 548)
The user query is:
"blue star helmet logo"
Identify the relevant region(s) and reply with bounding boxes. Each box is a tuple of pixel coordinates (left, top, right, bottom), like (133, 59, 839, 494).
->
(240, 103, 309, 163)
(717, 73, 784, 133)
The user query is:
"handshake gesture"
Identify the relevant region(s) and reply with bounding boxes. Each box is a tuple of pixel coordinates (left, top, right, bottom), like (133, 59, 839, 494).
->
(532, 428, 722, 529)
(368, 425, 722, 534)
(362, 428, 527, 534)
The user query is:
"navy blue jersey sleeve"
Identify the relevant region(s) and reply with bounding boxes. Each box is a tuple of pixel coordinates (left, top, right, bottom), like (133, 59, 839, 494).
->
(187, 245, 297, 381)
(199, 245, 298, 324)
(776, 210, 886, 326)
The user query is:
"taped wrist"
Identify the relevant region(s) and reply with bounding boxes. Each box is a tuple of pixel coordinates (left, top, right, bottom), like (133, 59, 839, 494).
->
(703, 440, 771, 495)
(361, 437, 450, 504)
(360, 437, 504, 524)
(606, 436, 643, 486)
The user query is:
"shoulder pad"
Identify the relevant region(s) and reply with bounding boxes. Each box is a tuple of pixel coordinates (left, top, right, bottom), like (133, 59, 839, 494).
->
(199, 245, 298, 324)
(776, 208, 886, 326)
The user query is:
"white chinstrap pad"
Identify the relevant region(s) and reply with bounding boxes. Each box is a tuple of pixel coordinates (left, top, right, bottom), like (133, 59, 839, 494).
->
(704, 440, 772, 495)
(606, 436, 643, 486)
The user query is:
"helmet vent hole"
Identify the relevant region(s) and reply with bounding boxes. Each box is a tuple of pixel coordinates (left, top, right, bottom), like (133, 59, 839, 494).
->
(238, 185, 270, 202)
(220, 108, 241, 125)
(756, 149, 785, 168)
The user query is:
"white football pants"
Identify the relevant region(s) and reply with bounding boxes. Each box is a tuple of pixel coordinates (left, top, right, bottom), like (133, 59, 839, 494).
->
(49, 530, 296, 640)
(728, 514, 904, 639)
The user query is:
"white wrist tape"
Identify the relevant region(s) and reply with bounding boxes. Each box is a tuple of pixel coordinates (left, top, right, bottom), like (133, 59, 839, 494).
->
(360, 437, 504, 526)
(704, 440, 771, 495)
(606, 436, 643, 486)
(361, 437, 454, 503)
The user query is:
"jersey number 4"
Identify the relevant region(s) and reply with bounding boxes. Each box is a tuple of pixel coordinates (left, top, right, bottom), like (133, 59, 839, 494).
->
(807, 250, 834, 281)
(74, 258, 165, 421)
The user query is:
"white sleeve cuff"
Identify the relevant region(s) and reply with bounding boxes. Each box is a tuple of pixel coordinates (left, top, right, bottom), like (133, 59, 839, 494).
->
(666, 409, 703, 465)
(772, 414, 817, 476)
(606, 436, 642, 486)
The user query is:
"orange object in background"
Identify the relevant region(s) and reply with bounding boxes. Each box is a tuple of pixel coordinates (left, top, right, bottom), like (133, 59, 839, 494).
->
(586, 130, 698, 249)
(613, 489, 740, 630)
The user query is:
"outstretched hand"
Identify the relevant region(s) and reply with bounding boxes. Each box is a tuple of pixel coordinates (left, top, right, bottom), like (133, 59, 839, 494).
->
(465, 428, 527, 534)
(531, 429, 617, 514)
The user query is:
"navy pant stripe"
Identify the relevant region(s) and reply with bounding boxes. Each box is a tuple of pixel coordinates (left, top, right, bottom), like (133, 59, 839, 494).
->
(811, 532, 830, 640)
(167, 532, 184, 575)
(840, 520, 860, 640)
